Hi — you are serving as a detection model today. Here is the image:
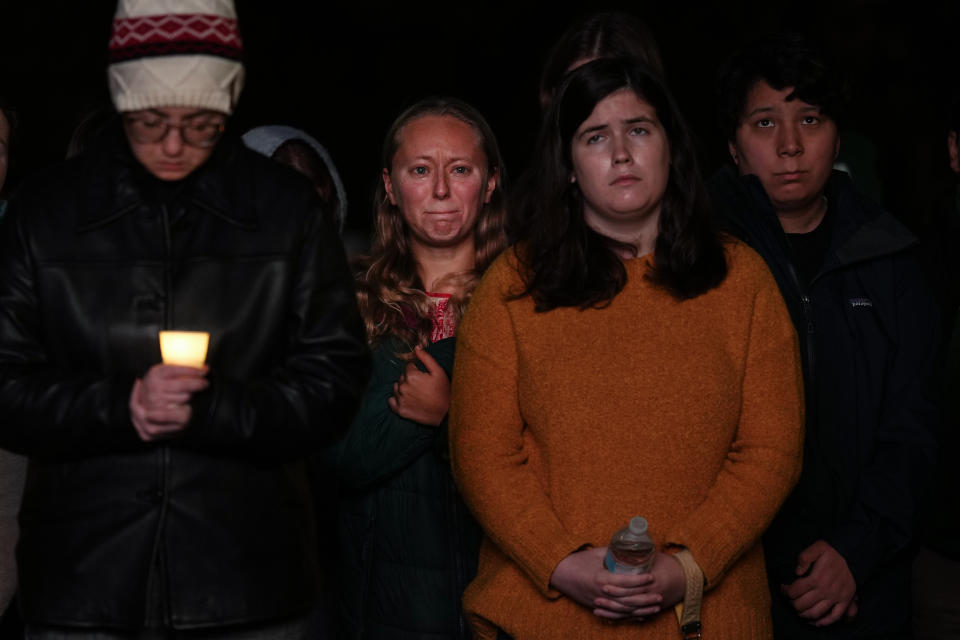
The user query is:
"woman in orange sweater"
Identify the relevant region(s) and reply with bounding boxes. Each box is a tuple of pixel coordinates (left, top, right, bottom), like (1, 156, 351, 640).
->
(449, 58, 805, 639)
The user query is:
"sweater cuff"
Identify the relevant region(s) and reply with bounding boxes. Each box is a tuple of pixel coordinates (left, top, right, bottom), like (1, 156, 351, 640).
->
(665, 525, 740, 590)
(534, 541, 603, 600)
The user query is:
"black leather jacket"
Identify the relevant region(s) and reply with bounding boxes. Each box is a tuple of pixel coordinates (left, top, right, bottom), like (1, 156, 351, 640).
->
(0, 124, 370, 630)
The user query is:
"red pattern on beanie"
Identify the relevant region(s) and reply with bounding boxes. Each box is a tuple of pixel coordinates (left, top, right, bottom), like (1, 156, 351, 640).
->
(109, 14, 243, 62)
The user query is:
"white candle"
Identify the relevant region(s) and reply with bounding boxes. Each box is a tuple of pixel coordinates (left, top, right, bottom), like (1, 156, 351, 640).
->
(159, 331, 209, 368)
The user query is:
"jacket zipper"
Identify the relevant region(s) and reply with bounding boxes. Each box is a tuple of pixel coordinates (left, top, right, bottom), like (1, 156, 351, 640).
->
(797, 286, 816, 388)
(157, 203, 173, 626)
(780, 229, 817, 395)
(141, 204, 175, 625)
(161, 204, 174, 328)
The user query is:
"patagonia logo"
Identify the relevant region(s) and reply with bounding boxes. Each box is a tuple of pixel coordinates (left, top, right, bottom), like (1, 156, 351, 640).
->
(848, 297, 873, 309)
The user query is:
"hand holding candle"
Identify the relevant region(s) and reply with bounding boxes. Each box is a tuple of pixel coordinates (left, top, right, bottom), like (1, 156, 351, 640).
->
(129, 331, 211, 441)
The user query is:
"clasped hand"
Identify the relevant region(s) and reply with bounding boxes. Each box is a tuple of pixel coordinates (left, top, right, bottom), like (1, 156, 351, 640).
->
(781, 539, 858, 627)
(129, 363, 209, 441)
(549, 547, 685, 621)
(388, 345, 450, 426)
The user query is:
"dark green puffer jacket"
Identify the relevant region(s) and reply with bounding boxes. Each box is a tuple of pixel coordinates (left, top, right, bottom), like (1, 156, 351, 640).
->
(327, 336, 480, 639)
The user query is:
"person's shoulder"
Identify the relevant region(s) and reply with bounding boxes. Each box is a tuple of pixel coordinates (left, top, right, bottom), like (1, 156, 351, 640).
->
(481, 246, 524, 288)
(710, 234, 785, 305)
(720, 234, 776, 282)
(466, 247, 527, 317)
(4, 156, 86, 230)
(830, 171, 913, 237)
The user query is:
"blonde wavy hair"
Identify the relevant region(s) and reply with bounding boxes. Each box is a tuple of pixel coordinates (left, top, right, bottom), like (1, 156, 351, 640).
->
(356, 97, 507, 352)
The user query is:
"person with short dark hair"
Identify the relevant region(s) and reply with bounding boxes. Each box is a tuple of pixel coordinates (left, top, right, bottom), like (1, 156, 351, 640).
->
(0, 1, 369, 637)
(912, 89, 960, 639)
(450, 58, 803, 639)
(710, 33, 939, 637)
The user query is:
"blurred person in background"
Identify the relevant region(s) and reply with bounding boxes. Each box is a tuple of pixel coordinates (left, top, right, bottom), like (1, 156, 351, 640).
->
(912, 89, 960, 640)
(0, 96, 16, 215)
(243, 125, 348, 232)
(242, 123, 351, 639)
(538, 10, 663, 111)
(0, 94, 27, 634)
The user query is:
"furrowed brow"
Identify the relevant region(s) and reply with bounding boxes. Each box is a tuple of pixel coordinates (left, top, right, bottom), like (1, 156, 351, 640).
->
(578, 124, 608, 139)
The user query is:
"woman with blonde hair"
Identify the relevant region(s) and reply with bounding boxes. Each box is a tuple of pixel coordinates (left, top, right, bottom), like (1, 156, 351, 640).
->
(329, 96, 507, 639)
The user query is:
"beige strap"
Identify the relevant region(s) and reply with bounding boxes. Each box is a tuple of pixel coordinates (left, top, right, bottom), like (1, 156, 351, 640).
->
(671, 548, 704, 639)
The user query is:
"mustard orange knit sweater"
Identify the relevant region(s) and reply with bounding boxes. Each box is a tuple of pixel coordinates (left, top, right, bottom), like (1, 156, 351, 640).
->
(450, 241, 804, 639)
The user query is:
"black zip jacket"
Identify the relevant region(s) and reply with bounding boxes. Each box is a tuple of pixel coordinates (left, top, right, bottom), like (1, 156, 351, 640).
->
(0, 123, 370, 630)
(709, 167, 940, 637)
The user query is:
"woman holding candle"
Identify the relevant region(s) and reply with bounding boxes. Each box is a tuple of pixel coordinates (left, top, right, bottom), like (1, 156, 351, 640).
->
(448, 58, 804, 639)
(0, 1, 369, 637)
(328, 97, 507, 639)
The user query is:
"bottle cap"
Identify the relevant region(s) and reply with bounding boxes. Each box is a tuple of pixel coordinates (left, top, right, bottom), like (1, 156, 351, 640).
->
(628, 516, 649, 535)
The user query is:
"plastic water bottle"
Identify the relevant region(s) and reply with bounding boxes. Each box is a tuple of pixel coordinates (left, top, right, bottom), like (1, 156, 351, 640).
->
(604, 516, 656, 574)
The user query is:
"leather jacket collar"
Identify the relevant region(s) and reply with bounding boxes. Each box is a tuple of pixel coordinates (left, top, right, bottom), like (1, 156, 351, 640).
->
(76, 120, 258, 232)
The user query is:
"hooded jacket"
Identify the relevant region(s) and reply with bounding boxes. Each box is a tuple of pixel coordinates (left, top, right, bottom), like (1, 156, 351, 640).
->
(710, 166, 940, 636)
(242, 125, 348, 232)
(0, 122, 370, 630)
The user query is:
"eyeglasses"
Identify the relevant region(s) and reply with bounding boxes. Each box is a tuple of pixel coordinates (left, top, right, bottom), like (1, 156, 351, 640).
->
(123, 113, 226, 147)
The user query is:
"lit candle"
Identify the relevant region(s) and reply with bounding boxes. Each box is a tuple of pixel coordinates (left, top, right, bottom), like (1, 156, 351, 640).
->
(159, 331, 209, 368)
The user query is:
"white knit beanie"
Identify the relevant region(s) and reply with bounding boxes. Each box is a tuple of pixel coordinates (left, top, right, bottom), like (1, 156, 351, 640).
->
(107, 0, 245, 114)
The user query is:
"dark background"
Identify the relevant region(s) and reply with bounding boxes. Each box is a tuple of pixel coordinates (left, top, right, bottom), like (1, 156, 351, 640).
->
(0, 0, 956, 237)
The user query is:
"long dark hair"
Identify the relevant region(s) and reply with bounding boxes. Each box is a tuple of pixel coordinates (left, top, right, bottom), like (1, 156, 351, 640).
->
(513, 58, 726, 311)
(539, 11, 663, 110)
(357, 97, 508, 349)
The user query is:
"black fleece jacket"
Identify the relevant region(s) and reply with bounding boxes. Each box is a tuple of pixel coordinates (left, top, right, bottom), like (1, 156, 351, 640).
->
(710, 167, 940, 637)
